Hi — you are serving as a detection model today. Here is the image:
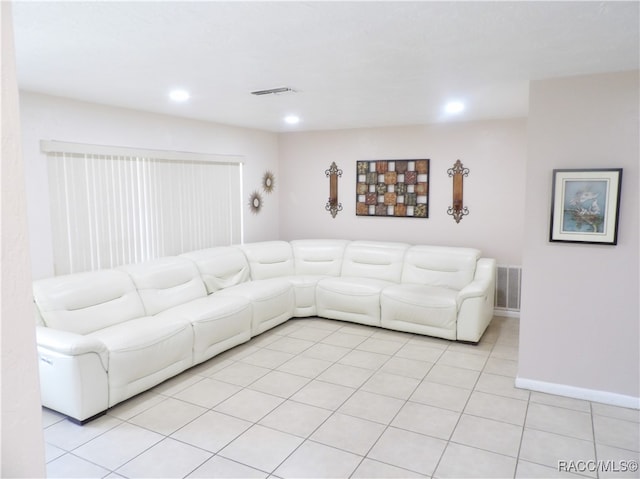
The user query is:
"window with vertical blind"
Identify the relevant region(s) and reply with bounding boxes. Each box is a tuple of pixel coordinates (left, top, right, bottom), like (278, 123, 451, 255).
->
(42, 141, 244, 275)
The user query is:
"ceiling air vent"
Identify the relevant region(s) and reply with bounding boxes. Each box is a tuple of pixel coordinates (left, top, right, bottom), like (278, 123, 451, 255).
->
(251, 87, 296, 96)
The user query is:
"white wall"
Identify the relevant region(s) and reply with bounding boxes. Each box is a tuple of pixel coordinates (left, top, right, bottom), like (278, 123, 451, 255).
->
(20, 92, 280, 279)
(519, 71, 639, 406)
(1, 2, 46, 476)
(278, 119, 527, 266)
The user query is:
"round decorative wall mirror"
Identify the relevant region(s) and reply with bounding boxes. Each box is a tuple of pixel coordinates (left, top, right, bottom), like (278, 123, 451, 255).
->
(262, 171, 275, 193)
(249, 191, 263, 214)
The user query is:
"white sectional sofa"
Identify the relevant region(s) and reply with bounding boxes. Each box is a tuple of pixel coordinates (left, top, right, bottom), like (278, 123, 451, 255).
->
(33, 240, 496, 423)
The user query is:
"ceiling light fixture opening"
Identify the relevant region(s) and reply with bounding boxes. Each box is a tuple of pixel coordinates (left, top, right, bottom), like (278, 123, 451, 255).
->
(284, 115, 300, 125)
(169, 89, 190, 102)
(444, 101, 465, 114)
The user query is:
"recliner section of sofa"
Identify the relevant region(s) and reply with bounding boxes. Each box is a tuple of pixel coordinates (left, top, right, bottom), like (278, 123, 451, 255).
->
(32, 239, 496, 423)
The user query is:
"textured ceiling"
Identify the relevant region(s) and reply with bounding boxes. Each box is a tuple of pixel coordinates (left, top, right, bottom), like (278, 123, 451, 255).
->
(12, 1, 640, 132)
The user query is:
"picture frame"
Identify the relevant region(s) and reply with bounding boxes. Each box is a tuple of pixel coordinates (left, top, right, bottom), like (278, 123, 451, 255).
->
(549, 168, 623, 245)
(356, 159, 430, 218)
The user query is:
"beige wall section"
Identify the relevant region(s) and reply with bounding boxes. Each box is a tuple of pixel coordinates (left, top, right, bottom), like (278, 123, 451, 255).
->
(278, 119, 527, 266)
(519, 71, 639, 403)
(1, 2, 47, 476)
(20, 92, 280, 279)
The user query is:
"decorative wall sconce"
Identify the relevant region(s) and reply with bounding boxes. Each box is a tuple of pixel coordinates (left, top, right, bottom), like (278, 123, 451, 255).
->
(447, 159, 470, 223)
(325, 161, 343, 218)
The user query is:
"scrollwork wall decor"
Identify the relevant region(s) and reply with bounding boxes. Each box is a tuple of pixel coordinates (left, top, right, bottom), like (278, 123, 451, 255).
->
(447, 159, 470, 223)
(325, 162, 343, 218)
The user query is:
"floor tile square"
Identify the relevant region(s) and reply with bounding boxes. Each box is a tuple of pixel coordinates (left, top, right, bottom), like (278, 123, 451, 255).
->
(115, 438, 211, 478)
(515, 460, 583, 478)
(248, 370, 310, 398)
(290, 380, 355, 410)
(593, 414, 640, 451)
(410, 381, 472, 412)
(173, 377, 242, 408)
(106, 391, 166, 421)
(210, 361, 271, 387)
(595, 444, 640, 478)
(464, 391, 528, 425)
(337, 323, 375, 337)
(317, 363, 373, 388)
(425, 363, 480, 389)
(321, 331, 367, 348)
(189, 357, 235, 377)
(219, 424, 304, 473)
(519, 428, 596, 476)
(352, 458, 427, 478)
(42, 407, 67, 428)
(44, 443, 66, 463)
(240, 348, 295, 369)
(451, 414, 522, 457)
(356, 337, 404, 355)
(214, 388, 284, 422)
(128, 397, 206, 435)
(368, 426, 447, 476)
(310, 413, 386, 455)
(391, 401, 460, 440)
(46, 453, 110, 478)
(73, 422, 164, 470)
(277, 355, 333, 378)
(338, 390, 404, 424)
(338, 349, 390, 370)
(301, 342, 351, 362)
(483, 357, 518, 377)
(44, 414, 122, 451)
(287, 326, 333, 342)
(274, 440, 362, 478)
(259, 400, 332, 437)
(592, 403, 640, 423)
(171, 410, 252, 453)
(152, 372, 202, 396)
(526, 402, 593, 440)
(529, 391, 591, 412)
(361, 371, 420, 399)
(265, 336, 316, 354)
(187, 455, 268, 478)
(475, 372, 530, 400)
(395, 343, 444, 362)
(434, 442, 516, 478)
(379, 356, 433, 380)
(438, 350, 488, 371)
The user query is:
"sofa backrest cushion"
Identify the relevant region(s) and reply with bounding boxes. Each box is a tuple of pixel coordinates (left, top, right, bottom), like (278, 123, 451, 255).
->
(33, 270, 145, 335)
(341, 241, 409, 282)
(120, 257, 207, 315)
(239, 241, 294, 280)
(401, 245, 480, 289)
(181, 247, 251, 294)
(291, 239, 350, 276)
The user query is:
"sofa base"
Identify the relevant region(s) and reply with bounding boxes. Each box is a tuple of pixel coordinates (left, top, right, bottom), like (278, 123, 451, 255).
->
(63, 408, 107, 426)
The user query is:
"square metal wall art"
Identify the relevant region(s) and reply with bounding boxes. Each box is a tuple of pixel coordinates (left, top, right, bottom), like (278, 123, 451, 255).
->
(356, 159, 430, 218)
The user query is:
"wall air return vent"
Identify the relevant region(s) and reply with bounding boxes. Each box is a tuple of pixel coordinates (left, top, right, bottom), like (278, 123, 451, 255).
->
(251, 87, 296, 96)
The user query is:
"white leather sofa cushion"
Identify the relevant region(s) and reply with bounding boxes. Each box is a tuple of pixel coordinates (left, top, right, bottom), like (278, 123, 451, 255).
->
(291, 239, 349, 276)
(289, 239, 349, 317)
(181, 247, 250, 293)
(218, 278, 294, 336)
(120, 257, 207, 315)
(240, 241, 294, 280)
(341, 241, 409, 282)
(380, 284, 458, 340)
(316, 277, 394, 327)
(33, 270, 145, 335)
(401, 245, 480, 289)
(156, 294, 252, 363)
(88, 315, 193, 405)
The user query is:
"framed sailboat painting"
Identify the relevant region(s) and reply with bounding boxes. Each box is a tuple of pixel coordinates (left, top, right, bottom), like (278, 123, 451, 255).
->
(549, 168, 623, 245)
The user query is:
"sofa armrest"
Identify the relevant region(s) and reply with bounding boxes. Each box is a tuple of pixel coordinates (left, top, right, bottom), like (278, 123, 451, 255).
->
(36, 326, 108, 370)
(456, 258, 496, 342)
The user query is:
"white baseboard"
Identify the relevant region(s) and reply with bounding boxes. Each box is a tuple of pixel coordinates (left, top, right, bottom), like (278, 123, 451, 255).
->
(493, 309, 520, 319)
(515, 377, 640, 410)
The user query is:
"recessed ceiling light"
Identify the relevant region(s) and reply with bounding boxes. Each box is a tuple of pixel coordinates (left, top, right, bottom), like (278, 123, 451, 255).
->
(444, 101, 465, 114)
(284, 115, 300, 125)
(169, 89, 190, 102)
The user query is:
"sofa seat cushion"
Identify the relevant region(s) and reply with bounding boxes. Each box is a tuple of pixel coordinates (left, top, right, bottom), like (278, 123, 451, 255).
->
(380, 284, 458, 339)
(316, 277, 395, 327)
(156, 294, 252, 363)
(287, 275, 328, 317)
(88, 315, 193, 405)
(217, 278, 294, 336)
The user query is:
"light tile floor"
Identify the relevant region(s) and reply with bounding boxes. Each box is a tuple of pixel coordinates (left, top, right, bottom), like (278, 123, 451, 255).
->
(42, 316, 640, 479)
